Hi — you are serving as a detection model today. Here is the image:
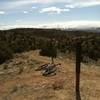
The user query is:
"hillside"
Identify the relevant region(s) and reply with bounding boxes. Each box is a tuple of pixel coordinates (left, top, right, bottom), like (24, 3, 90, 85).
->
(0, 50, 100, 100)
(0, 28, 100, 64)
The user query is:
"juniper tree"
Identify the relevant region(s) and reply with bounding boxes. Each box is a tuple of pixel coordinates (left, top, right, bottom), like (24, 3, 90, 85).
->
(39, 39, 57, 64)
(0, 41, 13, 64)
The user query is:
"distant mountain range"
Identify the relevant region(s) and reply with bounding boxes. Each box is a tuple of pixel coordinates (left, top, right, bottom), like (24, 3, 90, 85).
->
(1, 21, 100, 33)
(64, 27, 100, 33)
(37, 23, 100, 33)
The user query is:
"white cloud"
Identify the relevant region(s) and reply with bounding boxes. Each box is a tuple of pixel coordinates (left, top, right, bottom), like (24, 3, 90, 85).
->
(1, 21, 100, 30)
(65, 1, 100, 8)
(0, 0, 37, 10)
(0, 11, 5, 14)
(30, 6, 37, 12)
(19, 0, 71, 4)
(23, 11, 28, 14)
(36, 0, 100, 5)
(40, 7, 70, 14)
(1, 0, 100, 10)
(32, 6, 37, 9)
(65, 5, 75, 9)
(36, 21, 100, 29)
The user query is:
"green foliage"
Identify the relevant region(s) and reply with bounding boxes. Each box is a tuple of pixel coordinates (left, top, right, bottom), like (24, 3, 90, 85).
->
(0, 41, 13, 64)
(0, 28, 99, 64)
(39, 41, 57, 58)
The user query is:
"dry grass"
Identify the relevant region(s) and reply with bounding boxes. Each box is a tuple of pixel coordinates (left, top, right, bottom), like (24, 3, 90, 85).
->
(0, 50, 100, 100)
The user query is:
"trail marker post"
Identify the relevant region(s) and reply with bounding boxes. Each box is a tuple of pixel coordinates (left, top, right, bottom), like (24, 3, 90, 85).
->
(76, 41, 82, 100)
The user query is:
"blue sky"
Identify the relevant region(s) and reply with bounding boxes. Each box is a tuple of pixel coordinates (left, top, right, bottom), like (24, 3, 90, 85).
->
(0, 0, 100, 29)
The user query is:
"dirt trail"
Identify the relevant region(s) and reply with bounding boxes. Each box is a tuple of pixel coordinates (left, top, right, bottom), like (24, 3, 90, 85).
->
(0, 50, 100, 100)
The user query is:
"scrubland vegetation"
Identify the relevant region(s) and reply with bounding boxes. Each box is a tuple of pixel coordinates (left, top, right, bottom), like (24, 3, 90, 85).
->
(0, 28, 100, 100)
(0, 28, 100, 64)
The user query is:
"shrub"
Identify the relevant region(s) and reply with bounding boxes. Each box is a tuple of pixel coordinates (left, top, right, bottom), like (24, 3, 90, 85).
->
(0, 41, 13, 64)
(39, 41, 57, 63)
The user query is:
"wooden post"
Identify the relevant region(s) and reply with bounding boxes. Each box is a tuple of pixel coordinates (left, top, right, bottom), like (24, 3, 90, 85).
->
(76, 42, 81, 100)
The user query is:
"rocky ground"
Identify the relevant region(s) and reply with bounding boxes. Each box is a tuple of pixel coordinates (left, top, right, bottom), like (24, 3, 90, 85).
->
(0, 50, 100, 100)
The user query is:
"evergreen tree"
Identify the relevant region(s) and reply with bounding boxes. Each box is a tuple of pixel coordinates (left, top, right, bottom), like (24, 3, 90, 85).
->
(0, 41, 13, 64)
(39, 40, 57, 64)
